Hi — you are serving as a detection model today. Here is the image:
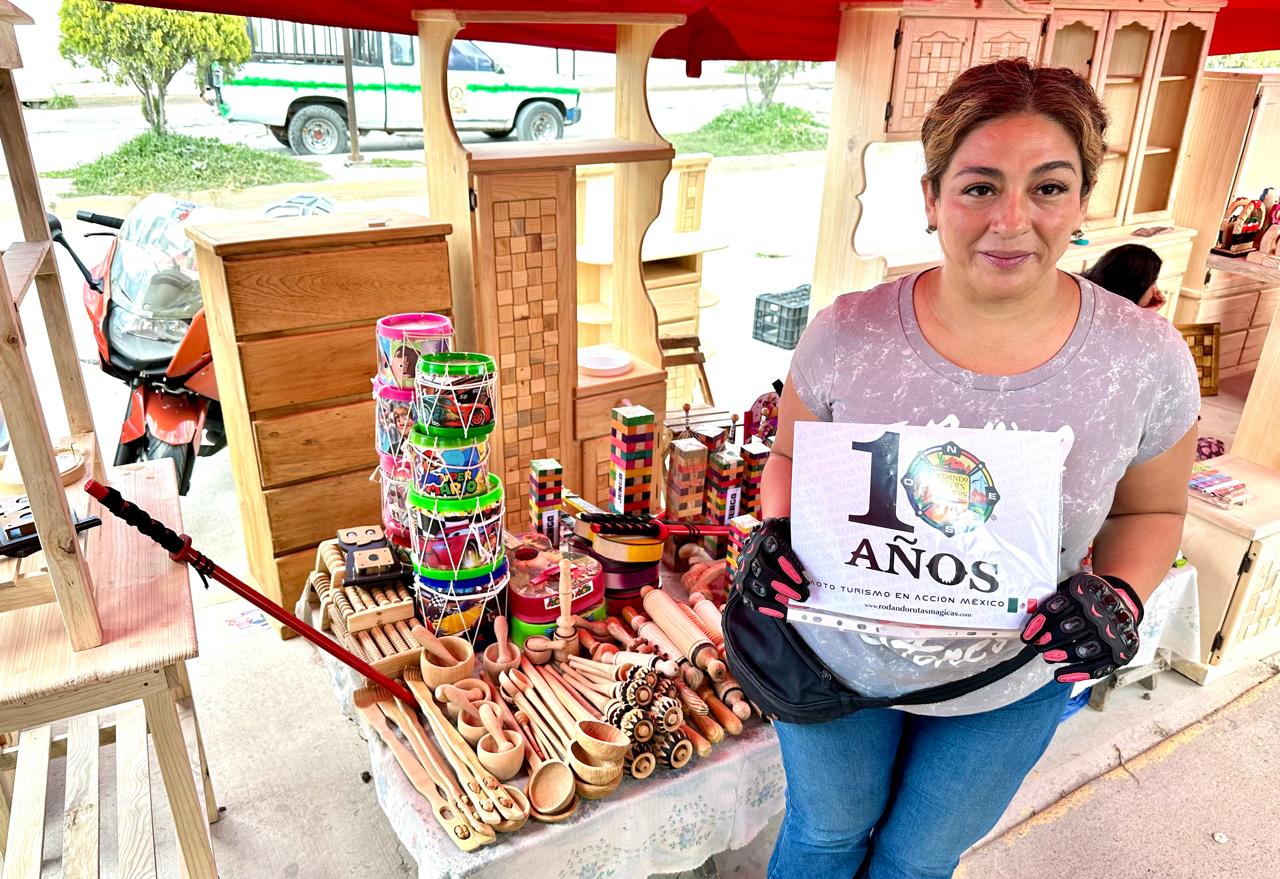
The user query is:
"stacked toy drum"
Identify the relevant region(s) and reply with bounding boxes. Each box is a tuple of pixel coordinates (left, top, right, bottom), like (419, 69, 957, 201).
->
(407, 351, 506, 638)
(374, 313, 453, 550)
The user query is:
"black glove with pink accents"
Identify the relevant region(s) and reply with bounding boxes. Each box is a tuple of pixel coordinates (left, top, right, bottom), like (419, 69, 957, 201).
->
(736, 518, 810, 619)
(1021, 572, 1144, 683)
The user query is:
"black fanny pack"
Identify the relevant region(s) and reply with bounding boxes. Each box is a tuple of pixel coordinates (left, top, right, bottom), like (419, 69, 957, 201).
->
(722, 585, 1038, 724)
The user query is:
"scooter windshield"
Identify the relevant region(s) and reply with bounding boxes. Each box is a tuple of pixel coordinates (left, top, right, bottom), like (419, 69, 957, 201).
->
(110, 194, 227, 320)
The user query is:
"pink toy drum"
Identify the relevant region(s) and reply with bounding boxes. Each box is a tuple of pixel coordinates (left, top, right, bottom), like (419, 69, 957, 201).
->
(377, 313, 453, 388)
(378, 452, 413, 545)
(374, 378, 415, 456)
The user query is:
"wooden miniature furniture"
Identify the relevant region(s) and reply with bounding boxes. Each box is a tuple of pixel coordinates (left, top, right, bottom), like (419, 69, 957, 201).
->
(1176, 455, 1280, 678)
(811, 0, 1224, 314)
(0, 463, 220, 878)
(416, 10, 680, 528)
(187, 211, 454, 633)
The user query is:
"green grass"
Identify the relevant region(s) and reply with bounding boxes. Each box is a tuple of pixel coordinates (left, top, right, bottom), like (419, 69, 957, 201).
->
(369, 157, 421, 168)
(50, 131, 329, 196)
(670, 103, 828, 157)
(44, 93, 79, 110)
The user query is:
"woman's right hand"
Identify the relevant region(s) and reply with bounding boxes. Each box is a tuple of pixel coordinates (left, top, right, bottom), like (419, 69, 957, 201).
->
(735, 518, 811, 618)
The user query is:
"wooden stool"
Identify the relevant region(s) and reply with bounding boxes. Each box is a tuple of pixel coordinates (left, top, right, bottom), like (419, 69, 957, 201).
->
(659, 334, 715, 406)
(0, 464, 218, 878)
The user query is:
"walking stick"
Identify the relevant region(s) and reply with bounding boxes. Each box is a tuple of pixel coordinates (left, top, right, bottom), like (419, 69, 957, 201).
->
(85, 479, 415, 704)
(580, 512, 732, 540)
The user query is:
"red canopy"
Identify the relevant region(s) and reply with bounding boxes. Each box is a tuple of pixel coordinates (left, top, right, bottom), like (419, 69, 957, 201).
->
(126, 1, 1278, 62)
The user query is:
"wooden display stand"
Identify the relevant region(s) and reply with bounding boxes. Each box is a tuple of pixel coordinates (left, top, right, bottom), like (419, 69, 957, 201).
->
(0, 5, 216, 874)
(187, 211, 454, 634)
(812, 0, 1223, 313)
(575, 155, 724, 406)
(1172, 71, 1280, 379)
(415, 10, 679, 525)
(1176, 455, 1280, 680)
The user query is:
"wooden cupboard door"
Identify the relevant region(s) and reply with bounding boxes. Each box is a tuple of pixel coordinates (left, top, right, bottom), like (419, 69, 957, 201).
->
(1042, 10, 1109, 88)
(1126, 11, 1215, 222)
(888, 17, 973, 137)
(1236, 84, 1280, 202)
(972, 19, 1041, 67)
(1089, 11, 1163, 226)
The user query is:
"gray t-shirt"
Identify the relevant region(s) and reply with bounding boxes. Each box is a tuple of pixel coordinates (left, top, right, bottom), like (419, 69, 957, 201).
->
(788, 271, 1200, 716)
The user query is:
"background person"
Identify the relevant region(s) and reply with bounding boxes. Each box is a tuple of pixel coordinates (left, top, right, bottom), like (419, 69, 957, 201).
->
(1082, 242, 1165, 309)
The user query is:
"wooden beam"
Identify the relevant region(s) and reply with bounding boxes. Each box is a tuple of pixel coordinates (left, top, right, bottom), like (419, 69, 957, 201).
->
(810, 5, 900, 314)
(0, 2, 33, 25)
(1231, 316, 1280, 469)
(413, 10, 685, 26)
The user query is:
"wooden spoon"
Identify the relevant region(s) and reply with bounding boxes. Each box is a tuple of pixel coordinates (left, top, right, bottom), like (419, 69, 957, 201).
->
(523, 741, 575, 815)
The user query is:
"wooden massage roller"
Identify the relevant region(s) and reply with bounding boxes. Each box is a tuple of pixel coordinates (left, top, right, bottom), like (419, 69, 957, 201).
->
(624, 745, 658, 780)
(622, 608, 704, 688)
(654, 732, 694, 769)
(640, 587, 728, 683)
(652, 695, 683, 733)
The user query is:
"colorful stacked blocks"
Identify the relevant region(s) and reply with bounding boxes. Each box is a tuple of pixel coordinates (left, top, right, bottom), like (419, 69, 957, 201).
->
(693, 423, 727, 455)
(666, 437, 708, 522)
(529, 458, 563, 543)
(728, 514, 761, 577)
(610, 405, 656, 515)
(739, 440, 770, 519)
(704, 449, 743, 525)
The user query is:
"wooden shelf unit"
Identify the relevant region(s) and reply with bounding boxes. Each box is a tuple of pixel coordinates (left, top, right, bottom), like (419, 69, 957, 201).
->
(811, 0, 1226, 315)
(417, 9, 680, 526)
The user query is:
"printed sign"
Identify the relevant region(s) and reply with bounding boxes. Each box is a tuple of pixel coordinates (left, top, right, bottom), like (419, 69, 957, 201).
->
(790, 422, 1064, 632)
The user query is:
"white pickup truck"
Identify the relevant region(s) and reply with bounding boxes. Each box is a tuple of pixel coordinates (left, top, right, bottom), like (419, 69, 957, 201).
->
(214, 21, 582, 155)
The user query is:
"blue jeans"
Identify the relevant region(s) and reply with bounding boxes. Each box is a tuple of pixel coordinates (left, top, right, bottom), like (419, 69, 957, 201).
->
(768, 680, 1071, 879)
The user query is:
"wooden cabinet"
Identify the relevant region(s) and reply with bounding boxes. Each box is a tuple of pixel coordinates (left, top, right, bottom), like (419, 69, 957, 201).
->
(888, 16, 1041, 138)
(188, 211, 454, 630)
(1043, 10, 1109, 88)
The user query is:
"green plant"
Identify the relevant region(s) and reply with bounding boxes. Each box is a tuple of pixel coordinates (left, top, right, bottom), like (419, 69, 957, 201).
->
(52, 132, 328, 196)
(59, 1, 249, 134)
(45, 92, 79, 110)
(726, 61, 813, 110)
(1208, 51, 1280, 69)
(670, 103, 827, 157)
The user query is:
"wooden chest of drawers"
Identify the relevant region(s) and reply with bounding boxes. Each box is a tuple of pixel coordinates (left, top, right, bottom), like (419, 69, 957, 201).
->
(188, 211, 453, 635)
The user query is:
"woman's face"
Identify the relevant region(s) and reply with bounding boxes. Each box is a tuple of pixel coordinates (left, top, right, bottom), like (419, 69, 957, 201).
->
(923, 113, 1089, 301)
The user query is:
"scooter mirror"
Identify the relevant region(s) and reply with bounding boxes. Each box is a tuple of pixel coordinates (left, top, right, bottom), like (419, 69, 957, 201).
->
(46, 212, 64, 237)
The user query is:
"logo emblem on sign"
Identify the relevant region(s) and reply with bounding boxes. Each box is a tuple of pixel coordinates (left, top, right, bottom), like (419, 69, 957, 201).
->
(900, 442, 1000, 537)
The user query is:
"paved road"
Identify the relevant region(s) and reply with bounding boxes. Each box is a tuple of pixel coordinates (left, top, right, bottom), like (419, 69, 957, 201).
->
(959, 671, 1280, 879)
(16, 81, 834, 174)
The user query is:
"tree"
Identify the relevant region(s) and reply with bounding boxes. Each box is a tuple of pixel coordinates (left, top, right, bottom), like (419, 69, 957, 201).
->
(59, 1, 249, 135)
(726, 61, 812, 110)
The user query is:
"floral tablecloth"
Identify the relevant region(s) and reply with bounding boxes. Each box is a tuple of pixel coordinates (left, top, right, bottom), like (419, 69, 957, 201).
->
(299, 603, 786, 879)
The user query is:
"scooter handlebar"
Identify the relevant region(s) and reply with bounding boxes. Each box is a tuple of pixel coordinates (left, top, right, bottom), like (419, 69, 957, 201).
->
(75, 210, 124, 229)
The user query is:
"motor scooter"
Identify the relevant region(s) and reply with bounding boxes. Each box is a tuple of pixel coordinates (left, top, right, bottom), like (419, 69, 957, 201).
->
(49, 195, 226, 494)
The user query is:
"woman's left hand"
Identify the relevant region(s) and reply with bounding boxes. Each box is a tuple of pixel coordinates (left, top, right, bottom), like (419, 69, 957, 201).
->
(1020, 572, 1143, 683)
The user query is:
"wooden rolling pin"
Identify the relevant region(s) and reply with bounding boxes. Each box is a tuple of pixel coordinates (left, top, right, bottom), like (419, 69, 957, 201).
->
(681, 594, 724, 651)
(697, 684, 743, 736)
(640, 587, 727, 683)
(622, 608, 704, 688)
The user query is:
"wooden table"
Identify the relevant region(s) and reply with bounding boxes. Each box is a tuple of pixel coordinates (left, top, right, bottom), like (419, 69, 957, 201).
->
(0, 461, 218, 876)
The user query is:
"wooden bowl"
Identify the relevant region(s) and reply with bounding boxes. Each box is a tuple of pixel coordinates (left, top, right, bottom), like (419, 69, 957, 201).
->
(574, 767, 623, 800)
(477, 731, 525, 781)
(574, 720, 631, 763)
(569, 741, 623, 785)
(530, 792, 579, 824)
(457, 709, 487, 747)
(494, 784, 530, 833)
(526, 758, 575, 816)
(482, 642, 522, 680)
(419, 636, 475, 688)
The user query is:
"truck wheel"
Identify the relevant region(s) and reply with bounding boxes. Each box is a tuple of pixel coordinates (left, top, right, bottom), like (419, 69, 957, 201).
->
(287, 104, 349, 156)
(268, 125, 291, 147)
(483, 127, 515, 139)
(515, 101, 564, 142)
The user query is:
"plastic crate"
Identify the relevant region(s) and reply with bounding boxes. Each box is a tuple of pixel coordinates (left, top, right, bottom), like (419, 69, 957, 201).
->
(752, 284, 811, 350)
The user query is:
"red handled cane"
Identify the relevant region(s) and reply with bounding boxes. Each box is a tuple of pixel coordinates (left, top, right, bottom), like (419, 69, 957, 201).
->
(581, 512, 732, 540)
(85, 479, 416, 704)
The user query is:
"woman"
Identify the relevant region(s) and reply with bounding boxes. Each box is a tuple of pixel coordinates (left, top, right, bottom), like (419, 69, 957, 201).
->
(1083, 243, 1165, 309)
(738, 60, 1199, 878)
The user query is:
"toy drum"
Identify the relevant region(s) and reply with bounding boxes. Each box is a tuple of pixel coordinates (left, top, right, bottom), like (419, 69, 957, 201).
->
(378, 452, 413, 545)
(374, 378, 415, 456)
(377, 313, 453, 388)
(416, 353, 496, 433)
(406, 423, 492, 500)
(408, 474, 505, 576)
(415, 556, 509, 598)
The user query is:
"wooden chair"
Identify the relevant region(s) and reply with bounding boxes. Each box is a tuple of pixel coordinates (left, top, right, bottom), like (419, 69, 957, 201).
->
(658, 334, 715, 406)
(0, 5, 218, 875)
